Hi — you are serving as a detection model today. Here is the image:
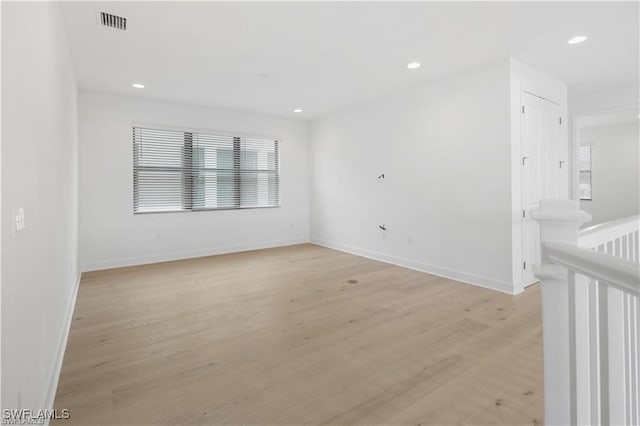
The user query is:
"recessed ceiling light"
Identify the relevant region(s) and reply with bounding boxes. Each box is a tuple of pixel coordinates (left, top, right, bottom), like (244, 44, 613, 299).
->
(132, 83, 145, 89)
(568, 36, 587, 45)
(407, 62, 421, 69)
(293, 108, 303, 113)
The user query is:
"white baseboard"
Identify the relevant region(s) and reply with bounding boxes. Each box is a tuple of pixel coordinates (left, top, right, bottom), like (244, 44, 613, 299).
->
(311, 238, 515, 295)
(42, 271, 81, 414)
(82, 238, 310, 272)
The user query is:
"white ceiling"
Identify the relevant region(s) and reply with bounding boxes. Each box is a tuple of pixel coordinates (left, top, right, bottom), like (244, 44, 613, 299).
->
(60, 1, 639, 119)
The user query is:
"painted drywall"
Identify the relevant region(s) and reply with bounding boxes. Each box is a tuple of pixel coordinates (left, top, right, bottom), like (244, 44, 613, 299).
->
(569, 84, 639, 116)
(568, 84, 639, 202)
(579, 122, 640, 225)
(78, 92, 309, 271)
(309, 60, 515, 293)
(1, 2, 79, 410)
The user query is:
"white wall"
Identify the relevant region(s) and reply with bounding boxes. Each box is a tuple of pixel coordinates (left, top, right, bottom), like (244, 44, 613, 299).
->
(568, 84, 639, 202)
(1, 2, 79, 411)
(78, 92, 309, 271)
(570, 84, 639, 116)
(310, 60, 515, 293)
(580, 122, 640, 225)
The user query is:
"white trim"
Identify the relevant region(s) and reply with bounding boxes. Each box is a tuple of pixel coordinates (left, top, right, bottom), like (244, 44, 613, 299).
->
(82, 238, 309, 272)
(41, 272, 81, 414)
(311, 239, 515, 295)
(522, 89, 561, 106)
(544, 242, 640, 297)
(531, 199, 593, 224)
(579, 215, 640, 249)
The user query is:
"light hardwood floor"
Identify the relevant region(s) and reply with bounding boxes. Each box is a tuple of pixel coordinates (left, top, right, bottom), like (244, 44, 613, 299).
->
(54, 244, 543, 425)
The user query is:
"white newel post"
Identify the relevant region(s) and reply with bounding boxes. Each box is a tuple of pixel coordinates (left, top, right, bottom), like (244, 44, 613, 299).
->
(531, 200, 592, 426)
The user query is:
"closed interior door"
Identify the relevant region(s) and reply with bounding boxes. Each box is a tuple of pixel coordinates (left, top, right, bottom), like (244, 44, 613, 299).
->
(521, 91, 562, 286)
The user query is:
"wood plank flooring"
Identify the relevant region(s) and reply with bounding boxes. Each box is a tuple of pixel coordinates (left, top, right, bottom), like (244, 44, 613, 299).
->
(53, 244, 543, 425)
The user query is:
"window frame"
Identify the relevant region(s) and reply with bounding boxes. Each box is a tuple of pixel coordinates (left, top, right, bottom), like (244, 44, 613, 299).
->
(132, 125, 281, 214)
(578, 145, 592, 201)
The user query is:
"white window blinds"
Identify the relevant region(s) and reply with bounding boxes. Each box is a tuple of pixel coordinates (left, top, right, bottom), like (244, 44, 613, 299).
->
(133, 127, 280, 213)
(578, 145, 592, 200)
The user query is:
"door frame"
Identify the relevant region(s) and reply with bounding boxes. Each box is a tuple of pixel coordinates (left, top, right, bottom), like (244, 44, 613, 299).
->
(520, 91, 562, 288)
(511, 85, 568, 295)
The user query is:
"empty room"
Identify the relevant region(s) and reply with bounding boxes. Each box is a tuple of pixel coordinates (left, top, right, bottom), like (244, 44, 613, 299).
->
(1, 1, 639, 425)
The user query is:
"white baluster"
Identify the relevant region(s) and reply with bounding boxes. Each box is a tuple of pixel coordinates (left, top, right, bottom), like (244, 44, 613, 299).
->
(608, 287, 627, 425)
(571, 271, 593, 425)
(633, 296, 640, 425)
(589, 279, 602, 424)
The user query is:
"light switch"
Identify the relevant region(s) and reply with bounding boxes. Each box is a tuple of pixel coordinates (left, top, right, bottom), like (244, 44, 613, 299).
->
(14, 208, 25, 232)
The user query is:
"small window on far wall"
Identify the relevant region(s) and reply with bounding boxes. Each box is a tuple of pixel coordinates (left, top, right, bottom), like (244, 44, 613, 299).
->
(579, 145, 592, 200)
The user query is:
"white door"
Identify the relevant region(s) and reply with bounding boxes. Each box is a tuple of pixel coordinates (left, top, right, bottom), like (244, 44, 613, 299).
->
(521, 92, 564, 286)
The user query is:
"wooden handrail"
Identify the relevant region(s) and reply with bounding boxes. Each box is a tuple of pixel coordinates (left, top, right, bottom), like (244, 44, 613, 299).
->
(579, 215, 640, 249)
(544, 242, 640, 297)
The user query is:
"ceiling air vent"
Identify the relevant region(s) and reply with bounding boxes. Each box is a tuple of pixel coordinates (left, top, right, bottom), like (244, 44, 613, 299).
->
(99, 11, 127, 31)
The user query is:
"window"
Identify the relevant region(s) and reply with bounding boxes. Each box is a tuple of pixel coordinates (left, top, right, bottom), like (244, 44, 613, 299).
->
(133, 127, 279, 213)
(579, 145, 592, 200)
